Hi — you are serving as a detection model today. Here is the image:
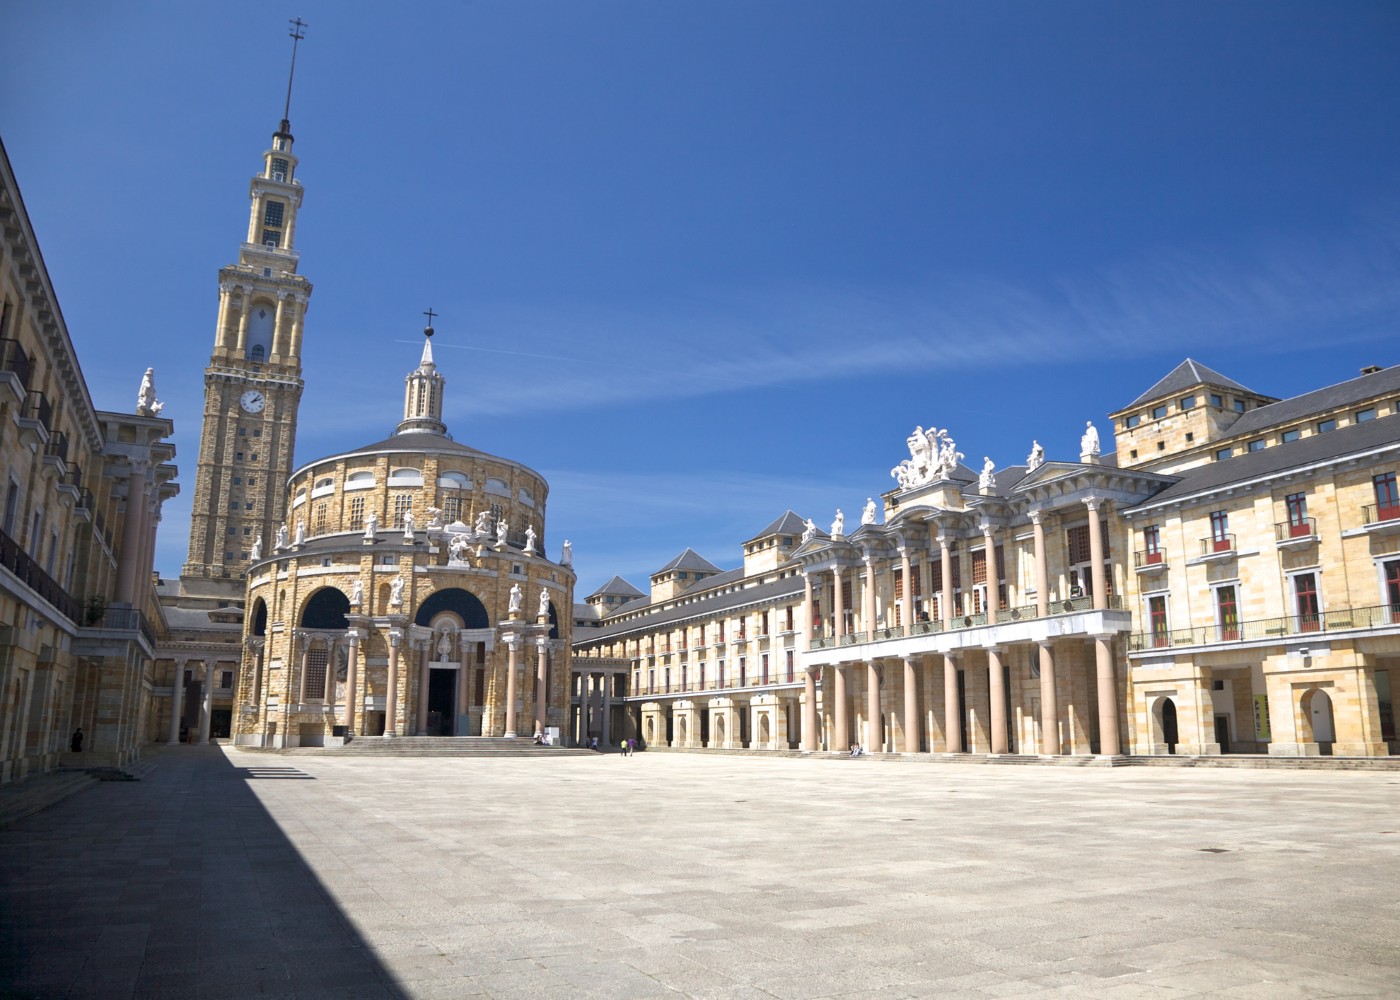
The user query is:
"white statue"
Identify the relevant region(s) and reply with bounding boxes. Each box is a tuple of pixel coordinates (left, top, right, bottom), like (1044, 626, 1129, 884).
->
(561, 539, 573, 566)
(425, 506, 445, 529)
(250, 537, 263, 561)
(801, 518, 817, 543)
(474, 510, 492, 536)
(979, 457, 995, 491)
(402, 509, 415, 538)
(1027, 440, 1045, 471)
(364, 512, 378, 539)
(136, 367, 164, 416)
(294, 519, 305, 546)
(1081, 420, 1100, 458)
(350, 579, 363, 606)
(831, 509, 845, 537)
(537, 588, 550, 619)
(448, 531, 472, 564)
(275, 524, 288, 550)
(388, 575, 404, 607)
(524, 525, 537, 555)
(496, 520, 509, 547)
(508, 583, 523, 614)
(862, 498, 877, 525)
(436, 631, 454, 661)
(936, 434, 964, 479)
(893, 425, 964, 489)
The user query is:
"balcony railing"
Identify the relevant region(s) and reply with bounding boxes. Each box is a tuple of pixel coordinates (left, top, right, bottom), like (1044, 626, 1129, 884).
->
(83, 605, 157, 647)
(1129, 603, 1400, 652)
(0, 338, 33, 390)
(43, 430, 69, 465)
(1134, 548, 1165, 568)
(1362, 504, 1400, 527)
(0, 527, 79, 622)
(1275, 517, 1317, 542)
(807, 595, 1122, 650)
(21, 390, 52, 432)
(1200, 534, 1235, 556)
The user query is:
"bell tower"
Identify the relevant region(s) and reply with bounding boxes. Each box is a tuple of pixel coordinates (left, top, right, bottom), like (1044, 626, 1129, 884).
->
(182, 21, 313, 588)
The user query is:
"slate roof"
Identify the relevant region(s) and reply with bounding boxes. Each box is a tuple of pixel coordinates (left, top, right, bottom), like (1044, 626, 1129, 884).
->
(746, 510, 808, 542)
(1121, 359, 1261, 411)
(1224, 364, 1400, 439)
(580, 573, 806, 641)
(1128, 412, 1400, 510)
(653, 548, 723, 575)
(587, 575, 645, 600)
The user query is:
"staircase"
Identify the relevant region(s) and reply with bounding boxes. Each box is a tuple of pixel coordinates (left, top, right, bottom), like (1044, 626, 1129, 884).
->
(236, 736, 595, 758)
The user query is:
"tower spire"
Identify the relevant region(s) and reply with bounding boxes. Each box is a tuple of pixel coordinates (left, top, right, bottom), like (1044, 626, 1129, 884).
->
(398, 312, 448, 436)
(281, 17, 307, 133)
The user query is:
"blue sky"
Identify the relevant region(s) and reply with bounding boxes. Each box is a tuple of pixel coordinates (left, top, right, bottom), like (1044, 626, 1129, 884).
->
(2, 1, 1398, 599)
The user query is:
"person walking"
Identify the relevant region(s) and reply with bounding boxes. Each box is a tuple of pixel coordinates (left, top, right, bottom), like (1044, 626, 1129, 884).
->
(70, 728, 83, 752)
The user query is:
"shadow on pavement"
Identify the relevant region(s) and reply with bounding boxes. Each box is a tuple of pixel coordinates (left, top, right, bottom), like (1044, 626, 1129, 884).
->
(0, 745, 410, 1000)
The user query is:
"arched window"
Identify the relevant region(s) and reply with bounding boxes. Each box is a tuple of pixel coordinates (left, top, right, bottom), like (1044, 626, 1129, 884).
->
(245, 302, 274, 361)
(345, 470, 375, 491)
(250, 344, 265, 362)
(484, 477, 509, 497)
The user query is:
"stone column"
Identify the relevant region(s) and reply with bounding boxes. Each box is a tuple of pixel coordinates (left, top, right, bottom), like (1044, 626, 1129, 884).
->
(197, 660, 214, 744)
(939, 535, 954, 628)
(833, 663, 849, 749)
(503, 633, 520, 738)
(802, 572, 814, 642)
(297, 631, 312, 703)
(385, 629, 403, 737)
(343, 630, 361, 735)
(1038, 641, 1059, 755)
(982, 525, 999, 617)
(803, 667, 818, 751)
(271, 292, 288, 360)
(457, 634, 471, 727)
(235, 292, 251, 355)
(167, 658, 186, 744)
(944, 653, 961, 752)
(865, 659, 881, 750)
(248, 638, 266, 708)
(902, 656, 919, 752)
(987, 647, 1007, 754)
(832, 568, 845, 638)
(115, 461, 150, 605)
(899, 546, 912, 629)
(601, 665, 613, 746)
(1095, 636, 1120, 755)
(416, 636, 432, 735)
(863, 558, 876, 635)
(214, 282, 233, 351)
(1030, 510, 1049, 617)
(535, 638, 549, 737)
(1085, 497, 1107, 609)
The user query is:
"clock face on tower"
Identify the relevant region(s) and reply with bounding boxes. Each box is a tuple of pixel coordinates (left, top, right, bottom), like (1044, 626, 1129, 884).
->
(240, 390, 266, 413)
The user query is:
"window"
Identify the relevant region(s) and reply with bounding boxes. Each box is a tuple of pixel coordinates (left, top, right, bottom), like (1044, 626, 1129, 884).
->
(1179, 395, 1196, 410)
(1317, 418, 1336, 433)
(238, 427, 247, 436)
(349, 495, 365, 525)
(1124, 414, 1141, 429)
(313, 503, 327, 536)
(253, 429, 262, 437)
(1356, 407, 1377, 423)
(1152, 404, 1168, 419)
(248, 477, 256, 486)
(392, 493, 413, 527)
(1215, 585, 1239, 640)
(1211, 394, 1223, 408)
(1248, 439, 1265, 453)
(1285, 493, 1310, 536)
(1210, 510, 1231, 552)
(1215, 448, 1232, 461)
(220, 670, 234, 689)
(1233, 399, 1247, 413)
(1294, 573, 1320, 633)
(271, 157, 289, 178)
(1385, 559, 1400, 625)
(263, 201, 284, 227)
(1376, 473, 1400, 521)
(1149, 595, 1169, 647)
(261, 229, 281, 247)
(304, 647, 327, 699)
(235, 452, 244, 461)
(1142, 525, 1162, 564)
(443, 493, 463, 524)
(3, 479, 19, 535)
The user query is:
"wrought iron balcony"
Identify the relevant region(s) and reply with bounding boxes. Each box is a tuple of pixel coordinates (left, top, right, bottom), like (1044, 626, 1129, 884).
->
(1129, 603, 1400, 652)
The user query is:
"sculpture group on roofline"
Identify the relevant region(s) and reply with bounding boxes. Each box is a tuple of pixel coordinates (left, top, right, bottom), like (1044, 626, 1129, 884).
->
(891, 425, 965, 490)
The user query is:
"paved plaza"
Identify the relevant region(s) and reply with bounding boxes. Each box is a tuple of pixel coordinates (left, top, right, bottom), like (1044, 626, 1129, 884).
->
(2, 748, 1399, 999)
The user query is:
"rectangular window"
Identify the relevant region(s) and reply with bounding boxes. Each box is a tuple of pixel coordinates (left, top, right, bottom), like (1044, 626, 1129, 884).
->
(1385, 559, 1400, 626)
(1294, 572, 1320, 633)
(1216, 585, 1239, 640)
(1285, 493, 1309, 536)
(1151, 404, 1168, 419)
(1179, 395, 1196, 410)
(264, 201, 284, 227)
(221, 670, 234, 689)
(1215, 448, 1232, 461)
(271, 157, 290, 178)
(738, 657, 747, 687)
(760, 653, 769, 685)
(1376, 473, 1400, 521)
(1248, 439, 1265, 453)
(1066, 525, 1091, 565)
(1210, 510, 1231, 552)
(1317, 418, 1336, 433)
(1149, 595, 1169, 647)
(1211, 393, 1223, 407)
(1356, 407, 1377, 423)
(1143, 525, 1162, 564)
(1233, 399, 1247, 413)
(393, 493, 412, 528)
(313, 503, 327, 535)
(443, 493, 463, 523)
(304, 647, 328, 699)
(349, 495, 365, 526)
(717, 660, 725, 687)
(3, 479, 18, 536)
(261, 229, 281, 247)
(1124, 414, 1141, 429)
(1280, 428, 1300, 443)
(786, 649, 794, 683)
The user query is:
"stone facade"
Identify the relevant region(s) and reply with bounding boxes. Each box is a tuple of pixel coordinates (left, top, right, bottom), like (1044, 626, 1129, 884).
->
(0, 140, 178, 782)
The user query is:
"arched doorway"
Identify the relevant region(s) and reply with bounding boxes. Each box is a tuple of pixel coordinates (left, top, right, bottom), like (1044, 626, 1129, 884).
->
(714, 714, 726, 747)
(1154, 697, 1179, 754)
(677, 716, 688, 747)
(1304, 688, 1335, 755)
(758, 712, 771, 747)
(300, 587, 350, 630)
(414, 587, 489, 629)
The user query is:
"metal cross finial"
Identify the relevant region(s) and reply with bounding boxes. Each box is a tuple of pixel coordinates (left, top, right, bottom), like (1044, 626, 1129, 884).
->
(283, 18, 308, 122)
(423, 308, 438, 326)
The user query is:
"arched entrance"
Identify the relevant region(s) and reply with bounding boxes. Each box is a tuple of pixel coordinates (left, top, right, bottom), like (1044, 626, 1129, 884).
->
(1153, 696, 1179, 754)
(714, 714, 726, 747)
(677, 716, 688, 747)
(1303, 688, 1336, 755)
(758, 712, 771, 747)
(300, 587, 349, 630)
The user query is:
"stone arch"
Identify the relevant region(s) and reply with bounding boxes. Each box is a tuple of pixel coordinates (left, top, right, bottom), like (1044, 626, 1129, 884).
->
(645, 717, 656, 744)
(758, 712, 771, 746)
(1151, 695, 1179, 754)
(715, 714, 726, 746)
(415, 587, 489, 630)
(250, 597, 268, 637)
(300, 586, 350, 630)
(245, 300, 276, 361)
(1301, 688, 1336, 746)
(677, 716, 688, 747)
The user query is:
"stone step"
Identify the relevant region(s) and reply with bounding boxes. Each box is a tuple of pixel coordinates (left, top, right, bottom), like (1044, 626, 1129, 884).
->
(0, 770, 98, 829)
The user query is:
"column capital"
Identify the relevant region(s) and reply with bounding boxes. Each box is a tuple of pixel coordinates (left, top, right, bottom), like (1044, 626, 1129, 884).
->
(244, 636, 265, 652)
(979, 521, 997, 538)
(386, 628, 404, 648)
(345, 628, 363, 645)
(501, 632, 521, 650)
(1028, 508, 1046, 525)
(1083, 495, 1102, 512)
